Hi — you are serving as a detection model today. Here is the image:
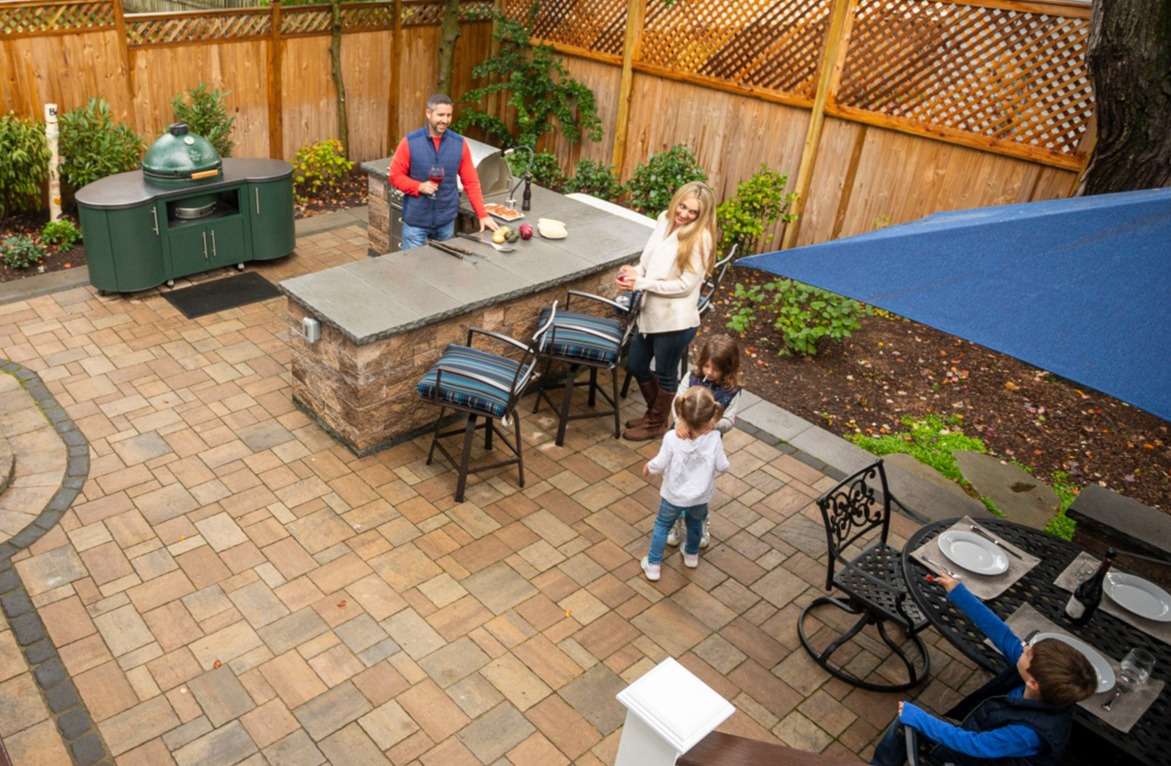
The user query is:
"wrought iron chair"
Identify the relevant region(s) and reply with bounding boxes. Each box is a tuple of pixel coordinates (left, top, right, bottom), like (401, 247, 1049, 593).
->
(416, 305, 557, 502)
(530, 290, 644, 446)
(797, 459, 932, 692)
(620, 244, 738, 398)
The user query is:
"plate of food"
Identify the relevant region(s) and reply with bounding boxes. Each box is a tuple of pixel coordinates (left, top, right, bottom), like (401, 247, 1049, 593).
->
(485, 203, 524, 222)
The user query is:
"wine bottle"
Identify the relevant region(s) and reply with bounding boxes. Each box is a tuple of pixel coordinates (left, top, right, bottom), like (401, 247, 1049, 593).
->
(1064, 549, 1115, 626)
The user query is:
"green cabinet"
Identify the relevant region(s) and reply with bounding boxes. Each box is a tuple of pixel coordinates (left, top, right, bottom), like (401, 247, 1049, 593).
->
(166, 215, 247, 279)
(250, 179, 295, 262)
(77, 202, 166, 294)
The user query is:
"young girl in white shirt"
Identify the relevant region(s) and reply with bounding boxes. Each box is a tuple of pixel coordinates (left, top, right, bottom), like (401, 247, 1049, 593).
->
(640, 386, 730, 581)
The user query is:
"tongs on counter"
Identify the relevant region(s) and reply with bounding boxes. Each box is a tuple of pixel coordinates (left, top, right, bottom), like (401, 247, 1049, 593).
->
(427, 239, 479, 260)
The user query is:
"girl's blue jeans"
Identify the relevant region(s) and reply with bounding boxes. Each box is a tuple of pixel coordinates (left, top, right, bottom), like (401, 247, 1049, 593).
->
(647, 499, 707, 564)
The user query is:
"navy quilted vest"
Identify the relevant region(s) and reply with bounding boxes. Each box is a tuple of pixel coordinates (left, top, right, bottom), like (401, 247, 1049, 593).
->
(402, 127, 464, 229)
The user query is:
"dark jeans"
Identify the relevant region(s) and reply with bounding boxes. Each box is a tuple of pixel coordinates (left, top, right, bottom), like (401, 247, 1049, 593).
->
(626, 326, 697, 392)
(872, 720, 909, 766)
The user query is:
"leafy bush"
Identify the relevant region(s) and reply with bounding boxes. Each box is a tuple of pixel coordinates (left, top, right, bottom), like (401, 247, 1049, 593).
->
(41, 219, 81, 250)
(292, 139, 353, 205)
(850, 414, 986, 484)
(625, 145, 707, 215)
(725, 279, 868, 356)
(0, 113, 51, 217)
(1, 235, 46, 270)
(455, 4, 602, 150)
(717, 165, 796, 257)
(58, 98, 143, 191)
(172, 83, 235, 157)
(511, 151, 566, 193)
(567, 159, 623, 202)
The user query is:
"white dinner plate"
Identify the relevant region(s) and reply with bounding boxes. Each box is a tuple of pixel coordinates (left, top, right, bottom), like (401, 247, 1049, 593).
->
(1030, 632, 1115, 693)
(1104, 572, 1171, 623)
(937, 530, 1010, 575)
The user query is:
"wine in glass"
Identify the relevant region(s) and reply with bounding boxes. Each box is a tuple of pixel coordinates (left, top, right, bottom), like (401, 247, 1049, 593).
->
(427, 165, 445, 197)
(1103, 648, 1155, 711)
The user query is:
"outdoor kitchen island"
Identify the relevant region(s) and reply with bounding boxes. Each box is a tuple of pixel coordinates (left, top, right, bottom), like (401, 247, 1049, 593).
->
(280, 184, 653, 455)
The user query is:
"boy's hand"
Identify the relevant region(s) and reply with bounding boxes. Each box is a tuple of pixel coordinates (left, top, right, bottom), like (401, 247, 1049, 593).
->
(928, 573, 960, 592)
(898, 701, 904, 715)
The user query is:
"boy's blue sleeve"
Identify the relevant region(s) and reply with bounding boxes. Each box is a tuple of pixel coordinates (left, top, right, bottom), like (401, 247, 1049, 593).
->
(949, 583, 1022, 664)
(900, 703, 1040, 759)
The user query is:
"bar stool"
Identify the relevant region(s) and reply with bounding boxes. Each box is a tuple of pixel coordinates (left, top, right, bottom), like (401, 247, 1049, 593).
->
(531, 290, 643, 446)
(416, 306, 556, 502)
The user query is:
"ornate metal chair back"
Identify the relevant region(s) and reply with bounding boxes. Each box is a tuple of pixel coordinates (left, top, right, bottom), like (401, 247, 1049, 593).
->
(816, 460, 893, 590)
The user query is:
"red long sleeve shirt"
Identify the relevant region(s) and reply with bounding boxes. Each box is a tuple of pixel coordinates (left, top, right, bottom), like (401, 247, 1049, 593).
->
(389, 135, 488, 220)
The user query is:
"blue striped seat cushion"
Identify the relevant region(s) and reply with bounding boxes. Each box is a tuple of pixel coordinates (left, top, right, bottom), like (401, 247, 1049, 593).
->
(417, 344, 531, 418)
(538, 309, 623, 364)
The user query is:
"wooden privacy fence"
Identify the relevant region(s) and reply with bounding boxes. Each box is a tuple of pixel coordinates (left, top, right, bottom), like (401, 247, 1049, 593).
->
(1, 0, 494, 164)
(505, 0, 1094, 246)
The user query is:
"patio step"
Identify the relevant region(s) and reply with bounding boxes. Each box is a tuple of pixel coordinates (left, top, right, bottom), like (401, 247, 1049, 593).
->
(0, 434, 13, 497)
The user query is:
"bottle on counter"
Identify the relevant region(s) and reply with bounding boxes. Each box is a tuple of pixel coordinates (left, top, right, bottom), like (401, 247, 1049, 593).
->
(522, 175, 532, 212)
(1064, 549, 1115, 626)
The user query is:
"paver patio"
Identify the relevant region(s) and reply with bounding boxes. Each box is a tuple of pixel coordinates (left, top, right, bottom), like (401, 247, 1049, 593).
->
(0, 221, 984, 765)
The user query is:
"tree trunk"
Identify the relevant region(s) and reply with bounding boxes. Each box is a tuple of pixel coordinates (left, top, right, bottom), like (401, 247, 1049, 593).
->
(1080, 0, 1171, 194)
(437, 0, 462, 97)
(330, 0, 350, 158)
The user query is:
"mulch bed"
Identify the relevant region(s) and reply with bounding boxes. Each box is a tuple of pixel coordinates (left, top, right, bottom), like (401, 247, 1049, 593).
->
(701, 267, 1171, 512)
(1, 168, 370, 284)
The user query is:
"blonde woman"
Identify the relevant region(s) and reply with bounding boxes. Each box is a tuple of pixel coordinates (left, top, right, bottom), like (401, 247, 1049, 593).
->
(617, 181, 718, 441)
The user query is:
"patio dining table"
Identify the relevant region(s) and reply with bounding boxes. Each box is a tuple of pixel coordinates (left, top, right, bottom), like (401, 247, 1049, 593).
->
(902, 518, 1170, 766)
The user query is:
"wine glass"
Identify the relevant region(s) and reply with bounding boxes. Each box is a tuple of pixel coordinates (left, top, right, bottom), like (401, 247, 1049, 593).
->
(1103, 648, 1155, 711)
(427, 165, 445, 197)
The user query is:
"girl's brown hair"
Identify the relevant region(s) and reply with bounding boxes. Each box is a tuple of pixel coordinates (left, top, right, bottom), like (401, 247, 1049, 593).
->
(667, 182, 717, 277)
(674, 386, 720, 433)
(697, 334, 740, 389)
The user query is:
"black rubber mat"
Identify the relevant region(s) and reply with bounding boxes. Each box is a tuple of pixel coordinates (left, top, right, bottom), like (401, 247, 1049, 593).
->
(162, 271, 283, 319)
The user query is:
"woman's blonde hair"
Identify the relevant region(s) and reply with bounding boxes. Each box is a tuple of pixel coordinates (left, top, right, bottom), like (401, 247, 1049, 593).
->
(668, 181, 717, 277)
(674, 386, 720, 433)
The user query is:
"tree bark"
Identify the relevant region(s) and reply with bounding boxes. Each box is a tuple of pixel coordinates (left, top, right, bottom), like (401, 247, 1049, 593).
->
(437, 0, 462, 97)
(330, 0, 350, 158)
(1080, 0, 1171, 194)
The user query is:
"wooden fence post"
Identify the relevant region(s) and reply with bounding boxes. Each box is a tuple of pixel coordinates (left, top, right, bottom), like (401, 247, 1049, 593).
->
(387, 0, 403, 152)
(610, 0, 646, 176)
(110, 0, 136, 129)
(781, 0, 857, 249)
(268, 1, 284, 159)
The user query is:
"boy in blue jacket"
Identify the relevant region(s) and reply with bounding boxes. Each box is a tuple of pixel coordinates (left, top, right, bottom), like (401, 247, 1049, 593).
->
(871, 574, 1097, 766)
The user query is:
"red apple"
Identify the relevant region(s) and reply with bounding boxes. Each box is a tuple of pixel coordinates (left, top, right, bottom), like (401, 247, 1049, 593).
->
(519, 223, 533, 241)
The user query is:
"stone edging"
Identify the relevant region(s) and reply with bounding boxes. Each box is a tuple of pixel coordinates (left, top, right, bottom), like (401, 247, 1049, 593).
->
(0, 361, 112, 766)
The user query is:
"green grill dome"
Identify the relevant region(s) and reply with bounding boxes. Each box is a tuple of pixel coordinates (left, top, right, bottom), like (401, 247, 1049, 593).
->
(142, 123, 222, 187)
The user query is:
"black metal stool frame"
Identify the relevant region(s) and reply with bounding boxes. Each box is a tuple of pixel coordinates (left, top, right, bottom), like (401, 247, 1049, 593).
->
(797, 459, 932, 693)
(423, 308, 557, 502)
(531, 290, 643, 446)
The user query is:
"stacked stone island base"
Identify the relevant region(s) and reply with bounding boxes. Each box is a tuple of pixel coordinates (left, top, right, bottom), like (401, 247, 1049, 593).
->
(281, 184, 653, 455)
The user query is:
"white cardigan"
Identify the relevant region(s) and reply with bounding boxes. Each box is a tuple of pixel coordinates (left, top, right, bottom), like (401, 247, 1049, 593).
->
(632, 211, 713, 334)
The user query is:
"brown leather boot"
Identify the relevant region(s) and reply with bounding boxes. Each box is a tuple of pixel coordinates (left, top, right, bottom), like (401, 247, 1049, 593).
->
(623, 389, 675, 441)
(625, 377, 660, 429)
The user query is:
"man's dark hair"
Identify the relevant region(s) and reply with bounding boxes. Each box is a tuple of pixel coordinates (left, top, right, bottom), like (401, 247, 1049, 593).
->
(426, 93, 453, 110)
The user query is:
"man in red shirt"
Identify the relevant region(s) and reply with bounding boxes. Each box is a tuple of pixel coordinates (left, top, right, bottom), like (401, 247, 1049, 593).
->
(389, 94, 498, 250)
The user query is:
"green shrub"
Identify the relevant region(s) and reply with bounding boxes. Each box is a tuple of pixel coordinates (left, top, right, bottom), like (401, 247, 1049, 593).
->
(567, 159, 623, 202)
(41, 219, 81, 250)
(625, 145, 707, 215)
(850, 414, 986, 484)
(58, 98, 143, 191)
(514, 151, 566, 193)
(172, 83, 235, 157)
(1, 235, 46, 270)
(726, 278, 868, 356)
(0, 113, 51, 217)
(717, 165, 796, 257)
(292, 139, 353, 205)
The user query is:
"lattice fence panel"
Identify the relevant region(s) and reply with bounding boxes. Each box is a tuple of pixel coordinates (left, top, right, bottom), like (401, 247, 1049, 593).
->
(281, 7, 331, 35)
(501, 0, 628, 56)
(127, 9, 270, 46)
(0, 1, 114, 37)
(838, 0, 1093, 156)
(340, 3, 395, 31)
(403, 0, 494, 27)
(638, 0, 831, 100)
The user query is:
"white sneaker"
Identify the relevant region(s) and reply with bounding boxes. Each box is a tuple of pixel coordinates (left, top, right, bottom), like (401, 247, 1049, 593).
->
(683, 551, 699, 569)
(641, 556, 661, 581)
(666, 519, 683, 547)
(700, 518, 711, 549)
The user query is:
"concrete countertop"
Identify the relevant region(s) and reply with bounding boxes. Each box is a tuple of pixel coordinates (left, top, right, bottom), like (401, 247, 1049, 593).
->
(75, 158, 293, 209)
(279, 185, 653, 345)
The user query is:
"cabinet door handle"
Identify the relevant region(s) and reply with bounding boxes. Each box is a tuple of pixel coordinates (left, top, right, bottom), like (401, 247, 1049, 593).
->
(255, 188, 261, 215)
(202, 231, 208, 260)
(210, 230, 218, 258)
(151, 207, 159, 235)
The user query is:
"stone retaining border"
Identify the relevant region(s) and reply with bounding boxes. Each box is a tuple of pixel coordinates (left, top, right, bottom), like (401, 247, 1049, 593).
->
(0, 360, 111, 766)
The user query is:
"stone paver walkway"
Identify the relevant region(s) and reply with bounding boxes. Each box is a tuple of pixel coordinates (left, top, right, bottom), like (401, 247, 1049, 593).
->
(0, 222, 984, 765)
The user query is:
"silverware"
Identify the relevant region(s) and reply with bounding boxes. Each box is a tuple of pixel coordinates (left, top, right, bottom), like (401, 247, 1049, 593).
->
(969, 524, 1023, 560)
(1022, 629, 1039, 646)
(458, 233, 513, 253)
(1102, 686, 1125, 711)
